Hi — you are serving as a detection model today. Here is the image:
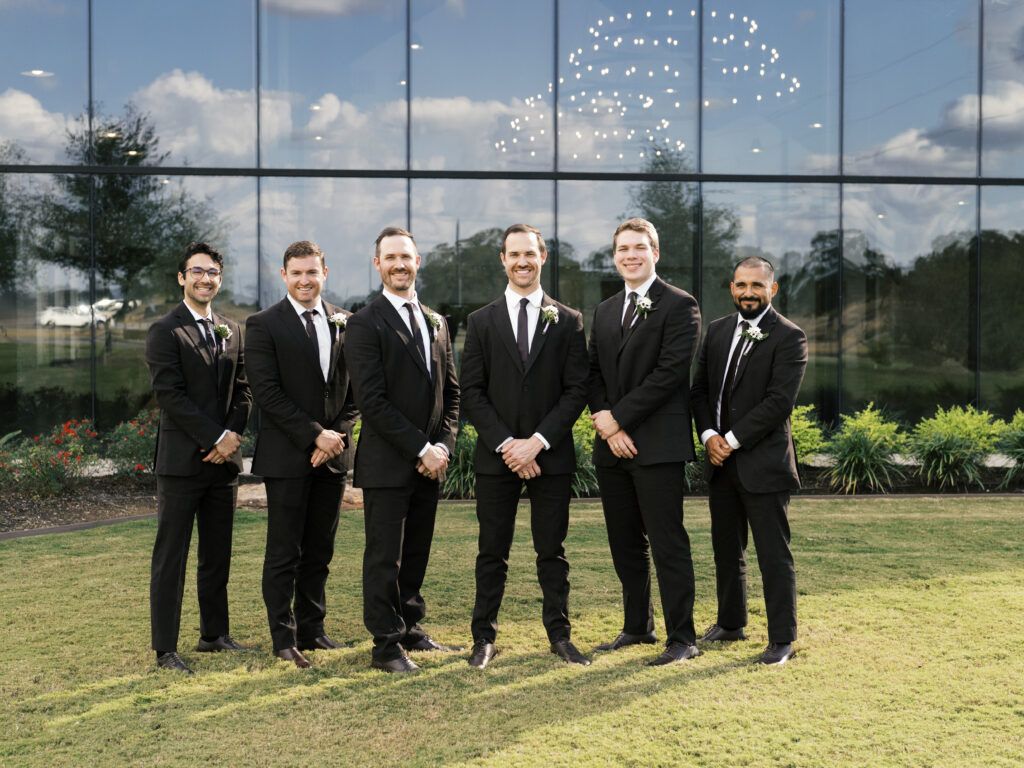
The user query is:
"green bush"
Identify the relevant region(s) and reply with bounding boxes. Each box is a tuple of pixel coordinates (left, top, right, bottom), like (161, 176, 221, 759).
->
(1, 419, 101, 497)
(998, 410, 1024, 490)
(684, 426, 706, 493)
(571, 408, 599, 498)
(826, 403, 906, 494)
(441, 421, 478, 500)
(911, 405, 1007, 491)
(791, 404, 825, 463)
(105, 409, 159, 475)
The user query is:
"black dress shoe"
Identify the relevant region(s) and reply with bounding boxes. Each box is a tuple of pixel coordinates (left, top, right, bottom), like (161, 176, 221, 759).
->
(647, 642, 701, 666)
(196, 635, 257, 652)
(699, 625, 747, 643)
(296, 635, 350, 651)
(156, 651, 194, 675)
(755, 642, 795, 666)
(468, 639, 497, 669)
(371, 654, 420, 673)
(275, 647, 312, 668)
(593, 631, 658, 651)
(550, 639, 591, 666)
(405, 634, 464, 652)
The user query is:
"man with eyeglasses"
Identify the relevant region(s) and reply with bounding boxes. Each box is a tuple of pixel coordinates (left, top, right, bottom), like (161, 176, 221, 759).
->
(145, 242, 254, 675)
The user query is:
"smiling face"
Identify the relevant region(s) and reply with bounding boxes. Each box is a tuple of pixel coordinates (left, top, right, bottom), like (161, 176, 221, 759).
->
(731, 263, 778, 319)
(375, 234, 420, 298)
(613, 228, 659, 290)
(281, 254, 327, 309)
(178, 252, 222, 313)
(501, 231, 547, 295)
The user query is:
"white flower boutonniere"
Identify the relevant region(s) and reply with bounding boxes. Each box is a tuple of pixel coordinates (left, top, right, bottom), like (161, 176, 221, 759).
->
(634, 294, 655, 319)
(539, 305, 559, 334)
(328, 312, 347, 328)
(425, 310, 443, 338)
(213, 324, 231, 341)
(741, 324, 768, 355)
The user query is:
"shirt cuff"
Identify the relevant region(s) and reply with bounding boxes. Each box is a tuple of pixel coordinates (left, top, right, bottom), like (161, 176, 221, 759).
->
(495, 436, 513, 453)
(434, 442, 451, 458)
(532, 432, 550, 451)
(725, 431, 741, 450)
(418, 442, 431, 458)
(213, 430, 230, 447)
(699, 429, 718, 446)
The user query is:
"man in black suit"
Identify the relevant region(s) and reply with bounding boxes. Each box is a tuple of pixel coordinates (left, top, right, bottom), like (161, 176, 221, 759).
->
(344, 226, 460, 673)
(690, 256, 807, 665)
(460, 224, 590, 669)
(145, 242, 254, 675)
(245, 240, 358, 669)
(588, 218, 703, 666)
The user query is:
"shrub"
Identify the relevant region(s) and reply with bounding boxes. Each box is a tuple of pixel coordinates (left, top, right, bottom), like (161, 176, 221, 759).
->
(826, 403, 906, 494)
(911, 405, 1007, 491)
(571, 408, 599, 497)
(441, 421, 478, 500)
(791, 404, 826, 463)
(2, 419, 101, 497)
(684, 426, 706, 494)
(105, 409, 159, 475)
(998, 410, 1024, 490)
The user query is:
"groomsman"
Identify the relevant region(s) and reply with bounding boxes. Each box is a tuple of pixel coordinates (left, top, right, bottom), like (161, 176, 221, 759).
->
(460, 224, 590, 669)
(588, 218, 703, 666)
(690, 256, 807, 665)
(245, 240, 358, 668)
(145, 242, 253, 674)
(344, 226, 460, 673)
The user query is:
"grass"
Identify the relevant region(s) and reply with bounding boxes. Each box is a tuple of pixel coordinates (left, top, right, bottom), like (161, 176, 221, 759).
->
(1, 497, 1022, 767)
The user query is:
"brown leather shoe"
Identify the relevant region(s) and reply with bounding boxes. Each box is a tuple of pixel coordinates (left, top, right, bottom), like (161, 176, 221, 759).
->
(594, 631, 658, 651)
(550, 639, 591, 666)
(371, 654, 420, 673)
(156, 651, 194, 675)
(296, 635, 351, 651)
(275, 647, 311, 668)
(647, 642, 700, 666)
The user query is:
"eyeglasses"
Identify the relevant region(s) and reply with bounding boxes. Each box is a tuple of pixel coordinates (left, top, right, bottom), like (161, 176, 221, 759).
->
(186, 267, 222, 279)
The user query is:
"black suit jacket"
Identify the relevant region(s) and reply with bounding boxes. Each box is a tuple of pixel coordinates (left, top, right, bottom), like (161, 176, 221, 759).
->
(145, 302, 252, 476)
(690, 307, 808, 493)
(245, 298, 358, 478)
(344, 295, 459, 489)
(588, 277, 701, 467)
(460, 294, 588, 476)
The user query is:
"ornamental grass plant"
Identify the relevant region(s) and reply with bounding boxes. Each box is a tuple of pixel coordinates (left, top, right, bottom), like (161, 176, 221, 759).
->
(826, 403, 906, 494)
(911, 405, 1007, 491)
(996, 409, 1024, 490)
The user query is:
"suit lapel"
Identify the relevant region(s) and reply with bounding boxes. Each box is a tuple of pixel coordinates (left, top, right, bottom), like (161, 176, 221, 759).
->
(523, 294, 554, 374)
(490, 300, 522, 370)
(323, 301, 344, 381)
(617, 278, 662, 354)
(278, 299, 324, 381)
(731, 307, 777, 391)
(176, 303, 216, 369)
(379, 296, 430, 380)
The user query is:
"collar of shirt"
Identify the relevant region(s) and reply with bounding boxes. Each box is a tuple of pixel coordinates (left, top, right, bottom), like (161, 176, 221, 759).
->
(504, 285, 544, 314)
(183, 303, 213, 324)
(381, 288, 420, 315)
(286, 294, 326, 320)
(622, 273, 658, 302)
(734, 303, 771, 333)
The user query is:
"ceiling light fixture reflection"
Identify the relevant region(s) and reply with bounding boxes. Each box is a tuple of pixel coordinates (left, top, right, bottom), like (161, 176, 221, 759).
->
(310, 104, 321, 110)
(410, 43, 422, 50)
(810, 122, 823, 128)
(877, 214, 886, 219)
(102, 131, 121, 139)
(21, 69, 54, 77)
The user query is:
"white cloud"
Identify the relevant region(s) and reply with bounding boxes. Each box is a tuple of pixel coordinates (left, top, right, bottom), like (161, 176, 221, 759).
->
(0, 88, 71, 163)
(262, 0, 402, 19)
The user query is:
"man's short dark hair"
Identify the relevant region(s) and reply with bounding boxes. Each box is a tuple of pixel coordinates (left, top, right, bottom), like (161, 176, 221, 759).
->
(374, 226, 417, 260)
(178, 242, 223, 276)
(501, 223, 546, 254)
(283, 240, 325, 270)
(733, 255, 775, 281)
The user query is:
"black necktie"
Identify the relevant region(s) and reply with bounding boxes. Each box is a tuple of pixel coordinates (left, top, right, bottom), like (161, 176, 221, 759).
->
(517, 297, 530, 366)
(719, 320, 750, 433)
(621, 292, 637, 336)
(404, 302, 428, 364)
(302, 309, 322, 372)
(198, 318, 216, 356)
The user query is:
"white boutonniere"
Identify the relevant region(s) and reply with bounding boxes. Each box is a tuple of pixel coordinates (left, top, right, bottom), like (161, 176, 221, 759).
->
(328, 312, 347, 328)
(425, 310, 443, 338)
(634, 294, 656, 319)
(741, 324, 768, 355)
(213, 323, 232, 341)
(539, 305, 559, 334)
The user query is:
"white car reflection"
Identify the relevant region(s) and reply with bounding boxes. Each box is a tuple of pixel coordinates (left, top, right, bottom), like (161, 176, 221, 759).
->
(36, 298, 138, 328)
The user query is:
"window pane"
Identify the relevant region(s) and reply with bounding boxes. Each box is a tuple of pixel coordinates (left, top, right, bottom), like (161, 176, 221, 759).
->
(703, 183, 839, 421)
(261, 0, 406, 169)
(982, 1, 1024, 177)
(259, 178, 406, 310)
(557, 179, 696, 333)
(411, 179, 554, 358)
(844, 0, 978, 176)
(558, 1, 699, 172)
(0, 4, 87, 164)
(702, 1, 840, 174)
(411, 0, 553, 171)
(980, 187, 1023, 417)
(93, 0, 256, 167)
(842, 184, 975, 422)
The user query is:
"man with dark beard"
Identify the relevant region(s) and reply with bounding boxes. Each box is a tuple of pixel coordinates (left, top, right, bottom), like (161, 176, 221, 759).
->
(690, 255, 807, 665)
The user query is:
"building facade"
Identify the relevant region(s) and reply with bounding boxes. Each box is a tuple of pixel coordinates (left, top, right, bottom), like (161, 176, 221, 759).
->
(1, 0, 1022, 436)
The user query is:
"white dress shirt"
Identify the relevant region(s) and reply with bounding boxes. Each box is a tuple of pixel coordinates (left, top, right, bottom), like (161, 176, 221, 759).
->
(183, 301, 228, 447)
(496, 285, 551, 452)
(286, 294, 330, 381)
(621, 273, 658, 328)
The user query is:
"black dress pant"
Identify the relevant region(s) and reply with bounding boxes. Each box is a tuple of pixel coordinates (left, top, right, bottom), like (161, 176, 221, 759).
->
(471, 472, 572, 644)
(595, 459, 696, 646)
(362, 475, 438, 662)
(151, 463, 238, 652)
(708, 457, 797, 643)
(262, 467, 345, 651)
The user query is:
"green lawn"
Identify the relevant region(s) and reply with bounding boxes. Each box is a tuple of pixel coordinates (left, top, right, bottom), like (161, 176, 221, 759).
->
(1, 498, 1022, 767)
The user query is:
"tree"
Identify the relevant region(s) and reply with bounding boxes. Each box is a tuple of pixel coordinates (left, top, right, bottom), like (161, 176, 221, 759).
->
(0, 142, 27, 294)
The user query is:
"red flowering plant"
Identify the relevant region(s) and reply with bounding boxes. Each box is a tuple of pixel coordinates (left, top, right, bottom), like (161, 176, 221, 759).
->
(105, 409, 159, 476)
(3, 418, 101, 497)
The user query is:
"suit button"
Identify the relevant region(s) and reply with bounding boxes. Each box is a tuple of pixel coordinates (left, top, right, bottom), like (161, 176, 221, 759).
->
(323, 389, 330, 398)
(522, 385, 529, 392)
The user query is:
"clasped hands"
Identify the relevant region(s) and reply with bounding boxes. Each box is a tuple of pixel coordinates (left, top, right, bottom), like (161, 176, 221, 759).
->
(591, 409, 637, 460)
(201, 431, 243, 464)
(311, 429, 347, 467)
(501, 436, 544, 480)
(705, 434, 733, 466)
(416, 444, 450, 481)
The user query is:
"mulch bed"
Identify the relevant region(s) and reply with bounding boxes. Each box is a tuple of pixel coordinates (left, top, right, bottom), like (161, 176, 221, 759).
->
(0, 474, 161, 533)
